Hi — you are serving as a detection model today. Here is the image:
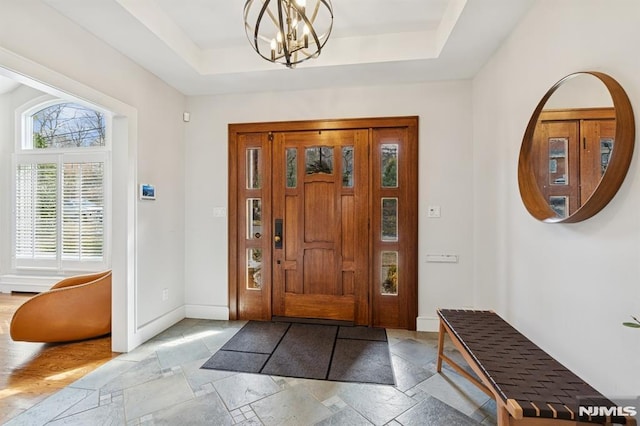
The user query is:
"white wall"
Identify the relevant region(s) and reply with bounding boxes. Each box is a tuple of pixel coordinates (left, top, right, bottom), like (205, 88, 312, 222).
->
(473, 0, 640, 397)
(0, 0, 186, 349)
(184, 81, 475, 327)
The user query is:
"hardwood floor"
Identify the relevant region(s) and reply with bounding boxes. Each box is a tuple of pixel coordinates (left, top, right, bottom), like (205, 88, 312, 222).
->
(0, 292, 118, 424)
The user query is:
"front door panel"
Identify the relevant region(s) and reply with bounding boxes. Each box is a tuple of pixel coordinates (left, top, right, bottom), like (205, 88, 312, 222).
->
(272, 130, 369, 324)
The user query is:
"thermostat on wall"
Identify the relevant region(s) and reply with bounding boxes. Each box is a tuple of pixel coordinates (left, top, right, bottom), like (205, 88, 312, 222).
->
(139, 183, 156, 200)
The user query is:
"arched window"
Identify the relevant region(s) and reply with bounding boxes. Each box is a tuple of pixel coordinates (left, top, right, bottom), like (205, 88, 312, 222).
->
(13, 101, 110, 271)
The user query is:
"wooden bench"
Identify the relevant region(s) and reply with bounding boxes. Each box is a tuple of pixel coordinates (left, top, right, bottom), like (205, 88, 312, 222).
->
(436, 309, 637, 426)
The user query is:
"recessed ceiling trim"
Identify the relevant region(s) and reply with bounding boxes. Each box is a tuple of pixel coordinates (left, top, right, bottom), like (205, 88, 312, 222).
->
(435, 0, 467, 55)
(115, 0, 204, 73)
(112, 0, 461, 76)
(200, 30, 440, 76)
(40, 0, 535, 95)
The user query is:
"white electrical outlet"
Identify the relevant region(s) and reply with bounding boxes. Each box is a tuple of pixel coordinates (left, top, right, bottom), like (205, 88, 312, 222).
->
(213, 207, 226, 218)
(162, 288, 169, 301)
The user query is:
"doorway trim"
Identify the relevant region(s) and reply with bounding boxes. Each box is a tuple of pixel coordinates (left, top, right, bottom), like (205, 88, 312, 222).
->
(228, 116, 418, 329)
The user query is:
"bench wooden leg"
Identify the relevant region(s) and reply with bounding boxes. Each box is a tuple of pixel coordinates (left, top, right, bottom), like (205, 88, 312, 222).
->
(436, 317, 495, 399)
(437, 319, 445, 372)
(497, 405, 512, 426)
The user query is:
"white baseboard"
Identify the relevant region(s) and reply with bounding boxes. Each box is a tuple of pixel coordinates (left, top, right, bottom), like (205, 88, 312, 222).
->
(416, 316, 439, 332)
(123, 305, 229, 352)
(133, 306, 186, 348)
(0, 274, 61, 293)
(185, 304, 229, 320)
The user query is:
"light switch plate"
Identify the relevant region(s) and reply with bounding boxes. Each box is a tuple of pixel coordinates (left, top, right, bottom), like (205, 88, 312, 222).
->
(427, 205, 441, 218)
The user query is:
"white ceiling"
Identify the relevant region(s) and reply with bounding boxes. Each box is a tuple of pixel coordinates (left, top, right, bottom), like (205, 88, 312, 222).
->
(42, 0, 534, 96)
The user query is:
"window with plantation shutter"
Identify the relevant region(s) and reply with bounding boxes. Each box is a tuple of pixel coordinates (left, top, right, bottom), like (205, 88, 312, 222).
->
(15, 163, 58, 263)
(12, 101, 109, 272)
(62, 162, 104, 262)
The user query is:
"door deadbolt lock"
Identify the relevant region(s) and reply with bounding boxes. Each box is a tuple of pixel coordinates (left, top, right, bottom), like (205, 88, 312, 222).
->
(274, 219, 283, 249)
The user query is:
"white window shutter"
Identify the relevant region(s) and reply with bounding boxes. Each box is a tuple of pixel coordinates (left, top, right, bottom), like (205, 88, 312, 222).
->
(62, 162, 104, 261)
(15, 163, 58, 261)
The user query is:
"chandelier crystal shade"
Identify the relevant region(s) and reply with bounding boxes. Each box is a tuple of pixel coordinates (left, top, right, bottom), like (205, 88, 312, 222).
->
(244, 0, 334, 68)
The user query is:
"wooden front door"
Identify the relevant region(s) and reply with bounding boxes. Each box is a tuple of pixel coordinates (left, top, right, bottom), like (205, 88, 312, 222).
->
(271, 130, 369, 323)
(229, 117, 418, 330)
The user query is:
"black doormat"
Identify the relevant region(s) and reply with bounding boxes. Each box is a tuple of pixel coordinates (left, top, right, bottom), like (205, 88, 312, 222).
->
(201, 321, 395, 385)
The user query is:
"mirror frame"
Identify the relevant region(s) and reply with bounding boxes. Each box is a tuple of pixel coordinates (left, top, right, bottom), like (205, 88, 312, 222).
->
(518, 71, 635, 223)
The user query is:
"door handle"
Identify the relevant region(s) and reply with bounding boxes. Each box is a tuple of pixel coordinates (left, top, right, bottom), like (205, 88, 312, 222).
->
(274, 219, 283, 249)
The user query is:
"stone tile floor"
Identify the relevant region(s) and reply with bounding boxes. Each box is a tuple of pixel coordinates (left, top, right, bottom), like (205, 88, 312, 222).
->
(5, 319, 497, 425)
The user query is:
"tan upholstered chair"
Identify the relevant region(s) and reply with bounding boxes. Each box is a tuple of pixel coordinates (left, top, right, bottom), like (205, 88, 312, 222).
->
(10, 270, 112, 343)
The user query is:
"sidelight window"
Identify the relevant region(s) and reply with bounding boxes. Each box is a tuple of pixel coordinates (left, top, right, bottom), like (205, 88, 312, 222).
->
(381, 144, 398, 188)
(246, 249, 263, 290)
(342, 146, 354, 187)
(380, 251, 398, 295)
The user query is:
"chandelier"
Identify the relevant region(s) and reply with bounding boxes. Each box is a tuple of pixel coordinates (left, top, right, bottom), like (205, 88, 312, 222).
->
(244, 0, 334, 68)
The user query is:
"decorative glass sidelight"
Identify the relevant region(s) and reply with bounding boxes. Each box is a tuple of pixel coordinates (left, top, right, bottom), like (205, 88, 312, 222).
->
(342, 146, 354, 187)
(246, 198, 262, 239)
(247, 248, 263, 290)
(305, 147, 333, 175)
(548, 138, 568, 186)
(600, 138, 614, 175)
(549, 196, 568, 218)
(380, 251, 398, 295)
(381, 144, 398, 187)
(286, 148, 297, 188)
(381, 198, 398, 241)
(246, 148, 261, 189)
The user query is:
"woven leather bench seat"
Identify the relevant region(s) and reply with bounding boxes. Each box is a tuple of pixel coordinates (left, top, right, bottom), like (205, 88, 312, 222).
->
(436, 309, 636, 426)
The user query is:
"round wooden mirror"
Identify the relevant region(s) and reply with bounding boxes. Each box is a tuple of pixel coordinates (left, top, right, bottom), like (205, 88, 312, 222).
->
(518, 72, 635, 223)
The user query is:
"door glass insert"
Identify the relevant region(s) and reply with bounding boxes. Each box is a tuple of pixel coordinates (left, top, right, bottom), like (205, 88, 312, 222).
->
(548, 138, 568, 185)
(305, 147, 333, 175)
(381, 198, 398, 241)
(600, 138, 614, 175)
(342, 146, 354, 187)
(381, 251, 398, 295)
(246, 148, 261, 189)
(246, 198, 262, 239)
(247, 248, 263, 290)
(549, 196, 568, 218)
(286, 148, 297, 188)
(381, 144, 398, 187)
